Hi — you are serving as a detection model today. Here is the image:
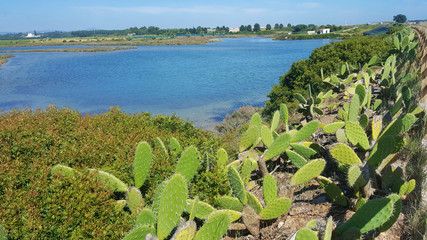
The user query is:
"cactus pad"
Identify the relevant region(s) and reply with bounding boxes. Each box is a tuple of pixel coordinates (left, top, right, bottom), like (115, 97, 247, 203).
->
(156, 137, 168, 157)
(261, 125, 274, 148)
(90, 169, 128, 192)
(157, 174, 188, 240)
(322, 122, 345, 134)
(170, 221, 196, 240)
(347, 165, 367, 190)
(316, 176, 347, 207)
(295, 228, 318, 240)
(246, 191, 263, 214)
(336, 128, 348, 143)
(291, 159, 326, 185)
(239, 125, 259, 152)
(185, 199, 215, 220)
(134, 141, 152, 188)
(227, 167, 247, 205)
(324, 216, 333, 240)
(286, 150, 307, 168)
(373, 99, 382, 110)
(367, 136, 401, 168)
(263, 133, 291, 161)
(216, 196, 243, 212)
(123, 225, 156, 240)
(380, 113, 417, 138)
(249, 113, 262, 130)
(51, 164, 76, 178)
(291, 121, 319, 143)
(359, 114, 369, 129)
(0, 225, 6, 240)
(169, 137, 182, 157)
(280, 103, 289, 126)
(348, 95, 360, 122)
(372, 115, 382, 141)
(355, 198, 366, 211)
(355, 84, 366, 106)
(259, 197, 291, 220)
(345, 121, 370, 150)
(271, 110, 280, 132)
(216, 148, 228, 171)
(377, 194, 402, 233)
(193, 211, 230, 240)
(240, 158, 257, 184)
(211, 209, 242, 222)
(290, 143, 318, 159)
(135, 208, 156, 227)
(175, 146, 199, 182)
(335, 196, 395, 235)
(330, 144, 361, 166)
(295, 93, 307, 104)
(263, 174, 277, 206)
(126, 187, 145, 214)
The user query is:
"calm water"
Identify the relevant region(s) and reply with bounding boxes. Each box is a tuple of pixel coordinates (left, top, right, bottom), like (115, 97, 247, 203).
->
(0, 38, 332, 129)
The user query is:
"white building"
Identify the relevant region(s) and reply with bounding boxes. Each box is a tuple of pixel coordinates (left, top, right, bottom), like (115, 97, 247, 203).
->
(26, 33, 40, 38)
(229, 27, 240, 33)
(317, 28, 331, 34)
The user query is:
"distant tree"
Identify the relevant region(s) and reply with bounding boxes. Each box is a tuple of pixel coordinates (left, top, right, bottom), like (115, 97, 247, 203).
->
(274, 23, 280, 30)
(393, 14, 407, 23)
(279, 24, 284, 29)
(253, 23, 261, 32)
(266, 24, 272, 30)
(287, 23, 292, 28)
(293, 24, 307, 33)
(240, 25, 246, 32)
(307, 24, 316, 31)
(246, 25, 252, 32)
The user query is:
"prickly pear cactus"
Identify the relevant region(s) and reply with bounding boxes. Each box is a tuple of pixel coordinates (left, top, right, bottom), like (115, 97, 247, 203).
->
(123, 225, 156, 240)
(246, 191, 263, 214)
(0, 225, 6, 240)
(316, 176, 347, 207)
(348, 95, 360, 122)
(216, 196, 243, 212)
(263, 133, 291, 161)
(157, 174, 188, 240)
(355, 198, 366, 211)
(377, 194, 402, 233)
(152, 181, 167, 218)
(135, 208, 156, 228)
(227, 166, 247, 205)
(51, 164, 76, 178)
(291, 120, 319, 143)
(249, 112, 262, 130)
(259, 197, 291, 220)
(193, 211, 230, 240)
(216, 148, 228, 171)
(290, 159, 326, 185)
(290, 143, 318, 159)
(239, 125, 259, 152)
(347, 165, 367, 190)
(380, 113, 417, 138)
(367, 135, 402, 168)
(330, 144, 362, 166)
(185, 199, 215, 220)
(324, 216, 333, 240)
(336, 128, 348, 143)
(134, 141, 152, 188)
(175, 146, 199, 182)
(281, 103, 289, 131)
(261, 125, 274, 148)
(359, 114, 369, 129)
(212, 209, 242, 222)
(170, 221, 197, 240)
(126, 187, 145, 214)
(89, 169, 128, 192)
(345, 121, 369, 150)
(169, 137, 182, 158)
(286, 149, 307, 168)
(156, 137, 169, 157)
(295, 227, 319, 240)
(263, 174, 277, 206)
(335, 195, 396, 235)
(240, 158, 257, 184)
(372, 116, 382, 141)
(322, 122, 345, 134)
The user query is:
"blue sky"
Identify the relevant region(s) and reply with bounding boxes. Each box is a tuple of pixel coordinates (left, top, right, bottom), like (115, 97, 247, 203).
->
(0, 0, 425, 32)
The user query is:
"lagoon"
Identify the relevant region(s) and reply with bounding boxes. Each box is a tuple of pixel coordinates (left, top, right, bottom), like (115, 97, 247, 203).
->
(0, 37, 332, 129)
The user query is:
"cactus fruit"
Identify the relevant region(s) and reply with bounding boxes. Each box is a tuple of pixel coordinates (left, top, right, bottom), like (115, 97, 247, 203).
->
(134, 141, 152, 188)
(259, 197, 292, 220)
(286, 150, 307, 168)
(347, 165, 367, 190)
(216, 148, 228, 171)
(246, 191, 263, 214)
(193, 211, 230, 240)
(261, 125, 274, 148)
(345, 121, 370, 150)
(169, 137, 182, 158)
(330, 144, 362, 166)
(295, 228, 319, 240)
(291, 121, 319, 143)
(126, 187, 144, 214)
(359, 114, 369, 129)
(185, 199, 215, 220)
(377, 194, 402, 233)
(170, 221, 197, 240)
(372, 116, 382, 141)
(216, 196, 243, 212)
(89, 169, 128, 192)
(227, 166, 247, 205)
(291, 159, 326, 185)
(263, 133, 291, 161)
(51, 164, 76, 178)
(175, 146, 200, 182)
(157, 174, 188, 240)
(290, 143, 318, 159)
(263, 174, 277, 206)
(280, 103, 289, 131)
(335, 196, 395, 235)
(324, 216, 333, 240)
(322, 122, 345, 134)
(271, 110, 280, 132)
(239, 125, 259, 152)
(336, 128, 348, 143)
(135, 208, 156, 227)
(316, 176, 347, 207)
(123, 225, 156, 240)
(249, 113, 262, 130)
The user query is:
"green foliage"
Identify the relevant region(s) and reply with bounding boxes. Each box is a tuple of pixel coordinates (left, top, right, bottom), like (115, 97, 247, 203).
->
(0, 225, 6, 240)
(51, 164, 76, 178)
(123, 225, 156, 240)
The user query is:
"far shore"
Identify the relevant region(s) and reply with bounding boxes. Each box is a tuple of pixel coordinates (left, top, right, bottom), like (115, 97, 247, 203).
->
(0, 46, 137, 53)
(0, 55, 14, 67)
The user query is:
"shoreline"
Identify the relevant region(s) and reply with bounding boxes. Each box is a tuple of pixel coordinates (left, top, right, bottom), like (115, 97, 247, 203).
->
(0, 46, 137, 53)
(0, 55, 14, 67)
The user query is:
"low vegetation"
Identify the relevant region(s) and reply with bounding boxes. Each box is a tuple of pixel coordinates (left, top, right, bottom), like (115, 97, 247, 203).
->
(0, 55, 14, 67)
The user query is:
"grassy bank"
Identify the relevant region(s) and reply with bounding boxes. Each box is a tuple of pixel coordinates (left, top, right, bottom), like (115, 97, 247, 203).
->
(0, 46, 137, 53)
(0, 55, 14, 67)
